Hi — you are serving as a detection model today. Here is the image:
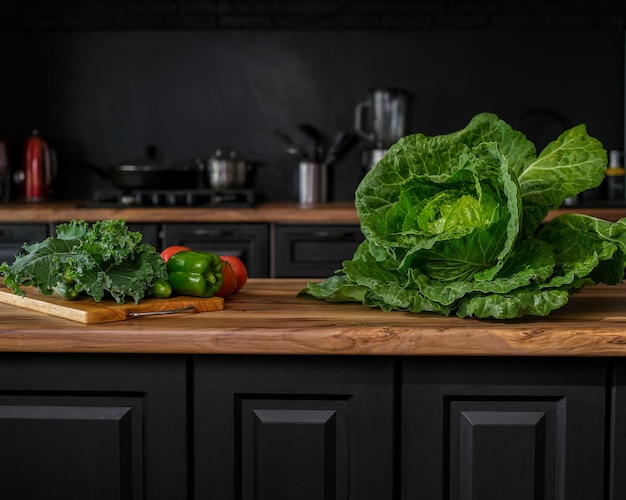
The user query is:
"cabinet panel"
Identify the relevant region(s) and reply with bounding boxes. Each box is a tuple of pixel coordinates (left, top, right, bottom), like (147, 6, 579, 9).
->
(162, 222, 269, 277)
(0, 402, 139, 499)
(452, 403, 559, 500)
(610, 360, 626, 499)
(0, 353, 188, 500)
(0, 223, 48, 264)
(274, 224, 363, 278)
(242, 404, 346, 500)
(193, 355, 395, 500)
(402, 357, 606, 500)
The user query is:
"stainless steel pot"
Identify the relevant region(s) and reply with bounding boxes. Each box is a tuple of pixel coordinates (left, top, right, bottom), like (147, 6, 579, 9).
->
(206, 150, 253, 190)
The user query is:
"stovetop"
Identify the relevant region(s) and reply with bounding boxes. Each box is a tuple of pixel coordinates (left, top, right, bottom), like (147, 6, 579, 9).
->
(82, 189, 256, 208)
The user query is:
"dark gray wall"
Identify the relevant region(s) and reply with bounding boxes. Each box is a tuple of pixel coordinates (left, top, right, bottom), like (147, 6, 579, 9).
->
(0, 1, 624, 202)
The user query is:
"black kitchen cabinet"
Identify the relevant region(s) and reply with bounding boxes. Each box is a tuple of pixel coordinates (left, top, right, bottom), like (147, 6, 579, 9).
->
(402, 357, 607, 500)
(273, 224, 363, 278)
(611, 361, 626, 499)
(0, 223, 49, 264)
(161, 222, 270, 277)
(193, 355, 395, 500)
(0, 352, 621, 498)
(0, 354, 188, 500)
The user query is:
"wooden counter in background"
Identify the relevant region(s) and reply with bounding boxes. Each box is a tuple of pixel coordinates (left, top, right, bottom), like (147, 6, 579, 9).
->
(0, 200, 625, 224)
(0, 201, 361, 223)
(1, 278, 626, 356)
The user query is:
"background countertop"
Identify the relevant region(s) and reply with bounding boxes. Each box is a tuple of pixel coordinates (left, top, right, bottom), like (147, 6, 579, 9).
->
(0, 201, 625, 224)
(0, 201, 360, 224)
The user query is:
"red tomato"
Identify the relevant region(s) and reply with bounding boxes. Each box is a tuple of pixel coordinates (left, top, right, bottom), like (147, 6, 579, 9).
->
(160, 245, 191, 263)
(220, 255, 248, 293)
(215, 258, 238, 297)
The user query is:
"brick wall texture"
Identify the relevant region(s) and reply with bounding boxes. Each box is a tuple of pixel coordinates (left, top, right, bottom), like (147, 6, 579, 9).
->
(1, 0, 625, 32)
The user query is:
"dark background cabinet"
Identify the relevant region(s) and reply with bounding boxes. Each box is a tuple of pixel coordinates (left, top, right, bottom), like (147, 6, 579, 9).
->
(0, 223, 49, 265)
(0, 221, 361, 278)
(161, 222, 270, 278)
(273, 224, 363, 278)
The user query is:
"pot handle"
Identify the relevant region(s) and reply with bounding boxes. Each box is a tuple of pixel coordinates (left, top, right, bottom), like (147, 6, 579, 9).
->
(354, 100, 374, 142)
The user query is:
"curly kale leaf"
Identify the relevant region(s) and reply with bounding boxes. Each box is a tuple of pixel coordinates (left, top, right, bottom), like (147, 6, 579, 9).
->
(0, 219, 167, 304)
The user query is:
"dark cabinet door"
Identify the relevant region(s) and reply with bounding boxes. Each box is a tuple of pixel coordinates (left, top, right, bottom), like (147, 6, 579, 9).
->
(402, 357, 607, 500)
(193, 355, 395, 500)
(161, 222, 270, 277)
(274, 224, 363, 278)
(0, 223, 49, 264)
(611, 360, 626, 499)
(0, 353, 188, 500)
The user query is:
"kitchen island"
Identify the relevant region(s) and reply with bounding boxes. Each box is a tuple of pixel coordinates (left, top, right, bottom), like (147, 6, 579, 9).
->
(1, 278, 626, 499)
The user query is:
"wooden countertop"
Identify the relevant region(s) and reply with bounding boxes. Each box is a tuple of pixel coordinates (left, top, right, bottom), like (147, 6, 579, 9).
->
(0, 200, 625, 224)
(0, 201, 361, 224)
(1, 279, 626, 356)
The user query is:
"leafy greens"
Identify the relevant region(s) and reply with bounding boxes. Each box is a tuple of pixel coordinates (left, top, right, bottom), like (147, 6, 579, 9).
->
(0, 219, 168, 304)
(300, 112, 626, 319)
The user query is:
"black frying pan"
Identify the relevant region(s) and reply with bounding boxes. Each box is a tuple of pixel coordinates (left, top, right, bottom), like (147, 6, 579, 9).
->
(74, 146, 200, 190)
(102, 162, 200, 190)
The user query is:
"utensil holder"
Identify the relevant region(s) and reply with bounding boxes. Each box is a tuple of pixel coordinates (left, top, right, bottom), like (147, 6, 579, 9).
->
(298, 161, 327, 206)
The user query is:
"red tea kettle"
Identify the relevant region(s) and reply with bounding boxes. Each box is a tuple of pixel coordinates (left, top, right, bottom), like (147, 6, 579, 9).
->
(15, 130, 56, 202)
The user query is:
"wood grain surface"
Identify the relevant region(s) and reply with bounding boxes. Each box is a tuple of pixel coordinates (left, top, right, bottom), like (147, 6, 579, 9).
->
(0, 285, 224, 323)
(0, 201, 624, 224)
(0, 201, 361, 223)
(1, 279, 626, 356)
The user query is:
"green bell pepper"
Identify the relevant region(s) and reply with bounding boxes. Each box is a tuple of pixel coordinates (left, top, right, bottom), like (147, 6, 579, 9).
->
(166, 250, 224, 297)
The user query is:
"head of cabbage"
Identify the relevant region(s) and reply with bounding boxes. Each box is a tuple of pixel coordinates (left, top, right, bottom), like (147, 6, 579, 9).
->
(300, 112, 626, 319)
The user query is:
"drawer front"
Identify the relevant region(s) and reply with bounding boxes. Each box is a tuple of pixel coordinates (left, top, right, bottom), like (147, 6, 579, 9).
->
(274, 224, 363, 278)
(161, 223, 270, 278)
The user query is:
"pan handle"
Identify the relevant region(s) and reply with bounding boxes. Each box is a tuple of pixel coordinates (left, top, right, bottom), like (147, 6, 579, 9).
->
(69, 159, 109, 179)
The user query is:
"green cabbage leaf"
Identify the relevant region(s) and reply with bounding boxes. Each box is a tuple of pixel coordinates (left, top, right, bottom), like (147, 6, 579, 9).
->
(300, 112, 621, 319)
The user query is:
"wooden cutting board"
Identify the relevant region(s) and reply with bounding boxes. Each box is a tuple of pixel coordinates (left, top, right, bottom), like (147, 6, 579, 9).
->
(0, 284, 224, 324)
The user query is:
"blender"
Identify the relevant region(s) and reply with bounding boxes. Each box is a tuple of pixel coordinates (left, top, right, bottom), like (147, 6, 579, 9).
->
(354, 88, 410, 170)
